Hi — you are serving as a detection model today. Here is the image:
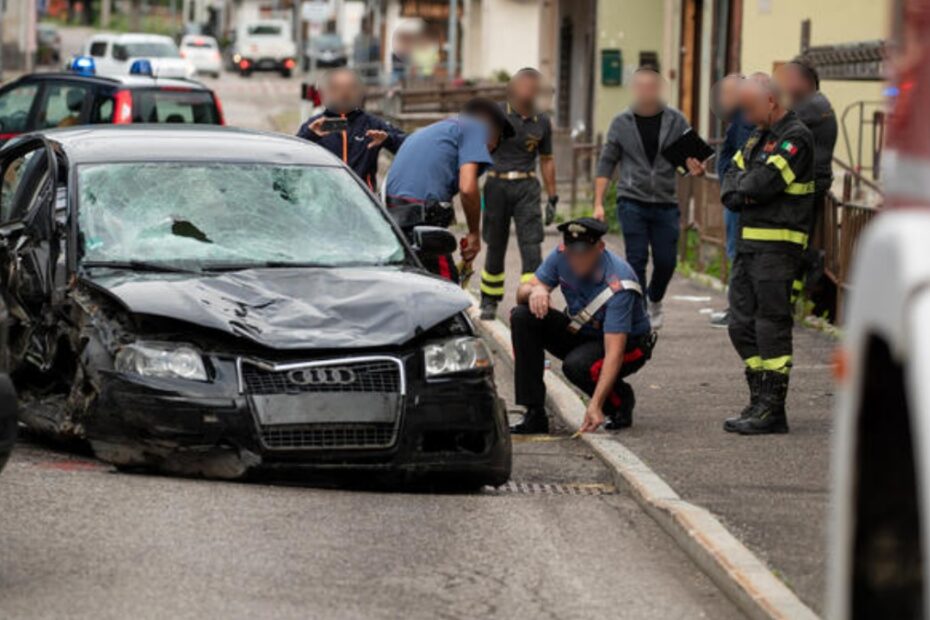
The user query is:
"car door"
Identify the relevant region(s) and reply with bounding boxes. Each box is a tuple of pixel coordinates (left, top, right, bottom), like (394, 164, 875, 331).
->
(0, 81, 41, 143)
(33, 79, 93, 130)
(0, 138, 62, 372)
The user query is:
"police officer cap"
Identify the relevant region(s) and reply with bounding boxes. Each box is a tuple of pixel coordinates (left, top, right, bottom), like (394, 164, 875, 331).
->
(557, 218, 608, 252)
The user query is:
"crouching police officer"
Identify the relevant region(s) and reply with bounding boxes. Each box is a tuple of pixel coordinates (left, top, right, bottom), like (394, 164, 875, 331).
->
(720, 74, 815, 435)
(510, 218, 654, 435)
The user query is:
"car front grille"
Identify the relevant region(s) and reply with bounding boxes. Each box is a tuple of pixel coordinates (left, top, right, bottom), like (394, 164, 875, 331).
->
(259, 423, 396, 450)
(241, 358, 403, 395)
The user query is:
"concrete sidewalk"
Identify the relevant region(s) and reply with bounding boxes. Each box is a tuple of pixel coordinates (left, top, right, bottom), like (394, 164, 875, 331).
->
(471, 227, 834, 614)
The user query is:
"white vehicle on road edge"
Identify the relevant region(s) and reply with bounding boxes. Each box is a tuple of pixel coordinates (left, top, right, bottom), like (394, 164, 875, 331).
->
(827, 2, 930, 617)
(83, 33, 195, 80)
(180, 34, 222, 78)
(230, 20, 297, 78)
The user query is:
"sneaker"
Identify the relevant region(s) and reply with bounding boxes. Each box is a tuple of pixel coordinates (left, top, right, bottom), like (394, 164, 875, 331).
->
(647, 300, 664, 331)
(479, 297, 498, 321)
(709, 309, 729, 328)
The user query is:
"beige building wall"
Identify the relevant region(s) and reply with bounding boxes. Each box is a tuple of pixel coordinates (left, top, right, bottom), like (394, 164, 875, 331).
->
(462, 0, 543, 80)
(593, 0, 666, 134)
(740, 0, 889, 173)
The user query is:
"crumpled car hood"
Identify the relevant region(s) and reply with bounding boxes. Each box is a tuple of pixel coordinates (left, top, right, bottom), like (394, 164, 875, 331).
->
(83, 267, 471, 349)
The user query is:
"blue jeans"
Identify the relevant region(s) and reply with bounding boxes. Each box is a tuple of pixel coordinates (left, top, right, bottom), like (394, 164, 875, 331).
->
(617, 200, 680, 303)
(724, 207, 740, 264)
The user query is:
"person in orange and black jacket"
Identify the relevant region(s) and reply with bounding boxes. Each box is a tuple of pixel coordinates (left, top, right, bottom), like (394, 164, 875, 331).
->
(297, 67, 406, 190)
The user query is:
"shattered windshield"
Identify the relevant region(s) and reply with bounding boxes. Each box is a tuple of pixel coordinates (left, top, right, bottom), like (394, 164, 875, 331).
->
(78, 163, 405, 269)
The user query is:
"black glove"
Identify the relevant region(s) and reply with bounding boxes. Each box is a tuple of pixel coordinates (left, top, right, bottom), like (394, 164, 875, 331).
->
(545, 194, 559, 226)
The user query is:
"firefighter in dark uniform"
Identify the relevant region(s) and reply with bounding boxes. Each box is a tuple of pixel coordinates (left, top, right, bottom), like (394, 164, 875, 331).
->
(479, 68, 559, 320)
(720, 74, 816, 435)
(510, 218, 654, 435)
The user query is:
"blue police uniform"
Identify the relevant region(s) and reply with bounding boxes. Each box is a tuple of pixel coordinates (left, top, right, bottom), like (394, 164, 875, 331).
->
(510, 220, 654, 433)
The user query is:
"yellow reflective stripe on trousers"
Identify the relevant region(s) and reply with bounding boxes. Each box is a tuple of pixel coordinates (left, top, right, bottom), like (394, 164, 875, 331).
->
(741, 227, 809, 247)
(765, 154, 796, 186)
(761, 355, 792, 373)
(733, 150, 746, 171)
(520, 273, 535, 284)
(481, 270, 505, 283)
(785, 180, 815, 195)
(480, 282, 505, 296)
(744, 356, 763, 370)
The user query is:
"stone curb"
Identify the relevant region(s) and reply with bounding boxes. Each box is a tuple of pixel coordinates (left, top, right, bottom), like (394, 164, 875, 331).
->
(467, 302, 819, 620)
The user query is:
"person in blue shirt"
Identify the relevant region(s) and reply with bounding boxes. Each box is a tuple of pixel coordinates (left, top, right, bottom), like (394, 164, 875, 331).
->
(710, 74, 755, 327)
(386, 98, 514, 281)
(297, 68, 407, 190)
(510, 218, 654, 435)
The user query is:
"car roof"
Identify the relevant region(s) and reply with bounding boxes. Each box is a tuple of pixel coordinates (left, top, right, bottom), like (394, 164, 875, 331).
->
(14, 72, 212, 91)
(90, 32, 174, 43)
(40, 126, 343, 167)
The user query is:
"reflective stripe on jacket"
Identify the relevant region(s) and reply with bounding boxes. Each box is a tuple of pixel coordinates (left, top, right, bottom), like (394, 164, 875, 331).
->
(720, 110, 816, 255)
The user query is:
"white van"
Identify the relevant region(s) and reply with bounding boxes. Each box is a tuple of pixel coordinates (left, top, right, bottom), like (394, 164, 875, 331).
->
(83, 33, 196, 79)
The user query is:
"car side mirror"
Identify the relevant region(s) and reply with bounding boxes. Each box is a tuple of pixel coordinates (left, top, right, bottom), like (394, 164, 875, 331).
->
(412, 226, 457, 257)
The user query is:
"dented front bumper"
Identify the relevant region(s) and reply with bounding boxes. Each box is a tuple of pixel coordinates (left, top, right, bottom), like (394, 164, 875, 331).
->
(83, 354, 511, 484)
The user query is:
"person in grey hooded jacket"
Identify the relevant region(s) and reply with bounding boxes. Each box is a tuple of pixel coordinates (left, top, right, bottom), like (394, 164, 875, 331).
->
(594, 67, 703, 330)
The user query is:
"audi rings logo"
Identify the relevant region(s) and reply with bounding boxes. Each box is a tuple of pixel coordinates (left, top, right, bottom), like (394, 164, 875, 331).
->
(287, 367, 358, 386)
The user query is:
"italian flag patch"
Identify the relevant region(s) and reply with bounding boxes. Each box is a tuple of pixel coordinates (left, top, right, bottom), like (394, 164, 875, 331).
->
(781, 140, 798, 156)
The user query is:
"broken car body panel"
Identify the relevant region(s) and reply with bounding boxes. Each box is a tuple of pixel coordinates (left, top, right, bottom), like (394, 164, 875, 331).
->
(85, 267, 471, 349)
(0, 126, 511, 485)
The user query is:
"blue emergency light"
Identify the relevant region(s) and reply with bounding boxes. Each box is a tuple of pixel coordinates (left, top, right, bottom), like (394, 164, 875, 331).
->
(69, 55, 96, 76)
(129, 59, 154, 77)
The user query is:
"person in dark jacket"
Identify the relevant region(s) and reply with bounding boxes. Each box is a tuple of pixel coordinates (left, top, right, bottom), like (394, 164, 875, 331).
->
(297, 67, 406, 190)
(720, 74, 815, 436)
(710, 74, 755, 328)
(776, 59, 838, 205)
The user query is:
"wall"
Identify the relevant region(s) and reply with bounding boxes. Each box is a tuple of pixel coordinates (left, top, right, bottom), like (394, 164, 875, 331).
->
(476, 0, 543, 79)
(740, 0, 888, 173)
(593, 0, 666, 134)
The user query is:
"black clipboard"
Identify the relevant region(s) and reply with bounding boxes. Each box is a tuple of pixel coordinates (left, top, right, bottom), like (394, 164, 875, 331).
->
(661, 129, 715, 176)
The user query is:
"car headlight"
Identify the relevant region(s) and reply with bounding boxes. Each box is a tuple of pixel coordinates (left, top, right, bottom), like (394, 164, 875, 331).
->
(423, 337, 492, 377)
(115, 342, 208, 381)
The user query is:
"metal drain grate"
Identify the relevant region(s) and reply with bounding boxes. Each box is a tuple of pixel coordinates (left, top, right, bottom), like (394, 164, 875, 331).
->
(483, 481, 617, 496)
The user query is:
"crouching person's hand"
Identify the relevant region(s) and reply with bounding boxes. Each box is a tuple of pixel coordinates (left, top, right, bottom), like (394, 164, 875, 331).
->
(528, 285, 550, 319)
(579, 402, 606, 433)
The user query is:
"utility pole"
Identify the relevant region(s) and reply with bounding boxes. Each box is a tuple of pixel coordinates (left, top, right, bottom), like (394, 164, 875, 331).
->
(447, 0, 457, 80)
(101, 0, 111, 28)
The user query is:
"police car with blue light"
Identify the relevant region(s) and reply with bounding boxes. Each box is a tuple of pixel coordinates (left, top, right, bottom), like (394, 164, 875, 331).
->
(0, 55, 224, 144)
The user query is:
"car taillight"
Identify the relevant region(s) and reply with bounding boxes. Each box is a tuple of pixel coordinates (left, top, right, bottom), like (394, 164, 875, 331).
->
(113, 90, 133, 124)
(214, 94, 225, 126)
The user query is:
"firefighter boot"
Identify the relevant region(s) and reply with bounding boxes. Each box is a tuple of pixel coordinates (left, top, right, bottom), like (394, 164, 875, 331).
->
(479, 296, 499, 321)
(510, 407, 550, 435)
(733, 371, 790, 435)
(723, 369, 764, 433)
(605, 382, 635, 430)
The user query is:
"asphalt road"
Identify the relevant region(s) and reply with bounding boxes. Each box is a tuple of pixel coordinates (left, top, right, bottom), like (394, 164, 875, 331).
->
(0, 56, 743, 619)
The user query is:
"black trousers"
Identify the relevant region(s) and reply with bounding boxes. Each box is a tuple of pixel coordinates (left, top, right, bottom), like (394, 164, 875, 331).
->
(728, 251, 802, 373)
(511, 305, 650, 413)
(481, 177, 543, 300)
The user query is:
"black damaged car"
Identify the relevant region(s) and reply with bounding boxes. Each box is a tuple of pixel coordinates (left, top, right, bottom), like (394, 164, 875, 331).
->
(0, 126, 511, 486)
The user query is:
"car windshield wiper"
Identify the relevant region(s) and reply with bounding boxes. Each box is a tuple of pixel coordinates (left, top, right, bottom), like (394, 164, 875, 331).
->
(200, 260, 405, 272)
(82, 260, 203, 274)
(200, 261, 333, 272)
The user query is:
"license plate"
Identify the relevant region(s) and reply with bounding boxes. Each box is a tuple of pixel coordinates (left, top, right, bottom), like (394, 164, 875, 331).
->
(250, 393, 400, 426)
